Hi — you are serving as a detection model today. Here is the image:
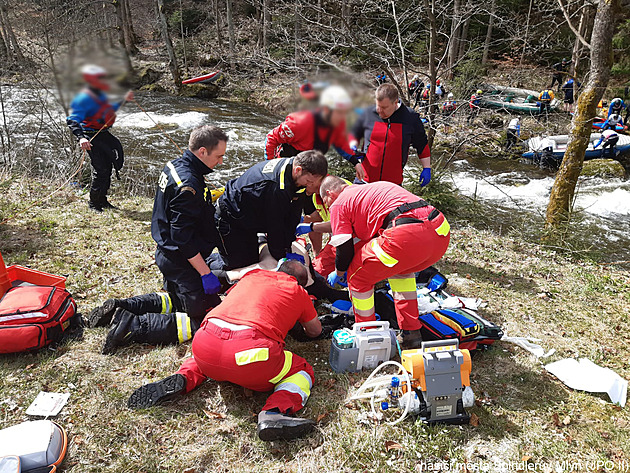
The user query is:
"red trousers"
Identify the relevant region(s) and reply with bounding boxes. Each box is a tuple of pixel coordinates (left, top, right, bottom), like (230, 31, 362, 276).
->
(176, 319, 314, 414)
(348, 211, 450, 330)
(312, 242, 336, 277)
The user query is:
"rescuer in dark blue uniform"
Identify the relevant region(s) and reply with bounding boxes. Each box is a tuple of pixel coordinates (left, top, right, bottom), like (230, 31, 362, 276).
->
(216, 150, 328, 270)
(66, 65, 134, 212)
(89, 125, 229, 354)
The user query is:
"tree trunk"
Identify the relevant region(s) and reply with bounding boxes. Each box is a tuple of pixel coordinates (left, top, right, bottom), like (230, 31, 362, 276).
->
(156, 0, 180, 88)
(113, 0, 133, 72)
(0, 1, 24, 63)
(227, 0, 235, 68)
(392, 0, 408, 103)
(114, 0, 137, 56)
(0, 18, 8, 62)
(482, 0, 496, 65)
(457, 14, 470, 60)
(545, 0, 620, 228)
(122, 0, 136, 43)
(214, 0, 222, 48)
(262, 0, 270, 50)
(520, 0, 533, 65)
(447, 0, 461, 76)
(422, 0, 437, 148)
(294, 0, 300, 68)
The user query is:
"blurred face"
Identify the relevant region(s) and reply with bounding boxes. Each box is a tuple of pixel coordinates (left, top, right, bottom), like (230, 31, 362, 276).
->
(376, 97, 397, 119)
(197, 140, 226, 169)
(294, 168, 323, 195)
(327, 108, 348, 128)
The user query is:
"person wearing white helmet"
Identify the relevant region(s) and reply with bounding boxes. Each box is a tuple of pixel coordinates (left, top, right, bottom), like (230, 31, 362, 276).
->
(66, 64, 133, 211)
(601, 113, 624, 131)
(442, 92, 457, 133)
(265, 85, 363, 179)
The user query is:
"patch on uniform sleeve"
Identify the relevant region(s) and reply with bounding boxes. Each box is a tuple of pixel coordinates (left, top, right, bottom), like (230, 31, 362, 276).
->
(180, 186, 196, 195)
(279, 123, 294, 139)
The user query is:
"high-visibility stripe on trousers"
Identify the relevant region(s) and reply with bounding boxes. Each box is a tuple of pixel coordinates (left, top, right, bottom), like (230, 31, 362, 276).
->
(347, 211, 450, 330)
(177, 318, 315, 414)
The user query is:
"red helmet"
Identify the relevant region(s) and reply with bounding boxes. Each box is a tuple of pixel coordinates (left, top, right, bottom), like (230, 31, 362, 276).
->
(81, 64, 109, 91)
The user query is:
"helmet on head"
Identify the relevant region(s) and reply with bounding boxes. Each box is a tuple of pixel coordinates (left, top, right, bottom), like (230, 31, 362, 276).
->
(476, 89, 483, 95)
(612, 97, 622, 105)
(319, 85, 352, 111)
(436, 79, 441, 86)
(611, 114, 621, 122)
(81, 64, 109, 91)
(412, 74, 419, 80)
(426, 84, 431, 89)
(562, 58, 569, 63)
(447, 92, 454, 99)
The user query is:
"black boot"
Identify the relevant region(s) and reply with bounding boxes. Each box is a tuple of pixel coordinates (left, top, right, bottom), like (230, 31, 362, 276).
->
(398, 329, 423, 349)
(89, 190, 103, 212)
(100, 194, 118, 210)
(257, 410, 315, 441)
(88, 299, 121, 328)
(102, 308, 144, 355)
(307, 270, 350, 302)
(128, 374, 186, 409)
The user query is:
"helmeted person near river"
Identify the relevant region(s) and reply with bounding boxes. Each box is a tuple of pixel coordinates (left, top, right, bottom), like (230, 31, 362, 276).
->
(320, 176, 450, 349)
(66, 65, 133, 212)
(127, 261, 322, 442)
(350, 83, 431, 188)
(265, 85, 365, 181)
(90, 125, 228, 354)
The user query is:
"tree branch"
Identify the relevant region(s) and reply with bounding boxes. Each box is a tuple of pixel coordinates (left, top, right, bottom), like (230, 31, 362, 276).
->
(557, 0, 591, 49)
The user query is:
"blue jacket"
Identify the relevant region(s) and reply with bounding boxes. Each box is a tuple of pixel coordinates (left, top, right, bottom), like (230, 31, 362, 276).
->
(218, 158, 305, 260)
(151, 150, 219, 261)
(608, 99, 626, 118)
(66, 88, 121, 139)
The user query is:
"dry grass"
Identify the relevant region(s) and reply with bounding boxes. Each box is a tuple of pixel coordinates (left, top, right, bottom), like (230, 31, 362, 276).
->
(1, 177, 629, 472)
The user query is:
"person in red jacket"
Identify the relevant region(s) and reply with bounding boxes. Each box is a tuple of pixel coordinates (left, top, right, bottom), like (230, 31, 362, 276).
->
(350, 83, 431, 187)
(127, 260, 322, 441)
(320, 176, 450, 348)
(265, 86, 365, 181)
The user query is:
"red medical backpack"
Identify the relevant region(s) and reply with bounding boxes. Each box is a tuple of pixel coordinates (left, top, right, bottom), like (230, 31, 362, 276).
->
(0, 286, 77, 354)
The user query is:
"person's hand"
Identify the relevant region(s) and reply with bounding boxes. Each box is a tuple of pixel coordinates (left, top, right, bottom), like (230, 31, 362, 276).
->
(327, 271, 348, 288)
(295, 223, 312, 236)
(201, 273, 221, 295)
(285, 252, 305, 264)
(355, 162, 366, 181)
(419, 167, 431, 187)
(124, 90, 134, 103)
(79, 138, 92, 151)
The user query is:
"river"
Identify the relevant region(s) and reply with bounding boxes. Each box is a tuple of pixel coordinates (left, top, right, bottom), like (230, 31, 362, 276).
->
(2, 86, 629, 261)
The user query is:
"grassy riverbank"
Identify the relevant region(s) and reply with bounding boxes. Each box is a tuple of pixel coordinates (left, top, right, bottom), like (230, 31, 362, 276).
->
(1, 177, 629, 472)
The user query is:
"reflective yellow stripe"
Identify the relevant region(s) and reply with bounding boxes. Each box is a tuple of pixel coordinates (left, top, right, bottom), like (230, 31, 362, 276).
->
(279, 160, 289, 190)
(435, 218, 450, 236)
(352, 293, 375, 312)
(158, 292, 172, 314)
(389, 277, 417, 293)
(234, 347, 270, 366)
(167, 161, 183, 187)
(176, 312, 192, 343)
(370, 240, 399, 267)
(277, 371, 312, 398)
(269, 350, 293, 384)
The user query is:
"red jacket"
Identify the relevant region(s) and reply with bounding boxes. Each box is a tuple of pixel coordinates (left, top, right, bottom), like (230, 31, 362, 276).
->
(265, 109, 354, 160)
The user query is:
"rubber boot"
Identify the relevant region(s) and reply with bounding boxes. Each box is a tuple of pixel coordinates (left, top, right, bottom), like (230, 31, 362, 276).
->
(127, 374, 186, 409)
(88, 298, 121, 328)
(100, 193, 118, 210)
(102, 308, 145, 355)
(398, 329, 423, 350)
(89, 190, 103, 212)
(257, 410, 315, 441)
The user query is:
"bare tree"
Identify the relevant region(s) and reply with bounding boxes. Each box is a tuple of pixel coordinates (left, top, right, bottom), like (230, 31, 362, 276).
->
(546, 0, 621, 228)
(481, 0, 496, 64)
(156, 0, 181, 87)
(0, 0, 24, 65)
(227, 0, 235, 68)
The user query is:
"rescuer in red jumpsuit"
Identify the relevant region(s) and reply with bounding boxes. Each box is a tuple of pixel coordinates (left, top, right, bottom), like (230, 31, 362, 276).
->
(320, 177, 450, 348)
(127, 260, 322, 442)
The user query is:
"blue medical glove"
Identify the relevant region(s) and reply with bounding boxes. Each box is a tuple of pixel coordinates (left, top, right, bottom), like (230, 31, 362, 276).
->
(327, 271, 348, 288)
(285, 252, 305, 265)
(295, 223, 312, 236)
(201, 273, 221, 295)
(419, 167, 432, 187)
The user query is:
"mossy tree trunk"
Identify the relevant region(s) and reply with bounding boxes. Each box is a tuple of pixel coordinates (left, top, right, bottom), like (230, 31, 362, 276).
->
(545, 0, 620, 228)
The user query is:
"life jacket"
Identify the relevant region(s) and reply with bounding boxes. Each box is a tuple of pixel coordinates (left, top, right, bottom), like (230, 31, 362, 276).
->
(469, 94, 480, 108)
(279, 110, 333, 158)
(442, 101, 456, 113)
(421, 88, 430, 100)
(539, 90, 553, 102)
(82, 89, 116, 130)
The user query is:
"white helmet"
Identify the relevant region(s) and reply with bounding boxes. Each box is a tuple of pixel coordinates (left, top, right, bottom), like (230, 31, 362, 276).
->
(81, 64, 107, 76)
(610, 114, 621, 122)
(320, 86, 352, 111)
(447, 92, 454, 99)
